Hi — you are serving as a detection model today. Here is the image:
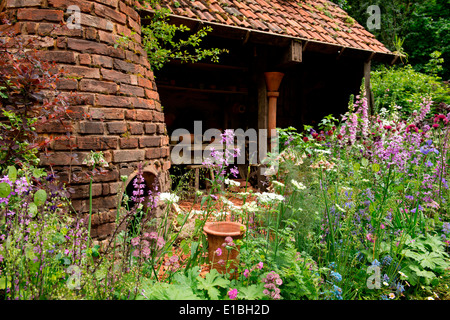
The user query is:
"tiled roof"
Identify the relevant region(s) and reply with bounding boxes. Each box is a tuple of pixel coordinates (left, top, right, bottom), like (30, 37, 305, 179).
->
(138, 0, 393, 56)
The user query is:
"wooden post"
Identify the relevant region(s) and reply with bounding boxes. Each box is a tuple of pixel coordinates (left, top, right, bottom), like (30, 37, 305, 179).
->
(364, 59, 373, 114)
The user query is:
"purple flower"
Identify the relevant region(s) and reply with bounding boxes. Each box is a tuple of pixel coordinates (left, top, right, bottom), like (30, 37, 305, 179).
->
(228, 288, 238, 300)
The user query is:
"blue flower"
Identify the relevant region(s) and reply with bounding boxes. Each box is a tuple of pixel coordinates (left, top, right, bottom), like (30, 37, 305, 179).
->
(332, 285, 343, 300)
(396, 283, 405, 294)
(330, 271, 342, 282)
(382, 255, 392, 266)
(371, 259, 380, 267)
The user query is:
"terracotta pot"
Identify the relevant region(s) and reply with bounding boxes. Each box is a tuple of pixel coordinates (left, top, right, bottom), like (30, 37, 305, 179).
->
(203, 221, 246, 275)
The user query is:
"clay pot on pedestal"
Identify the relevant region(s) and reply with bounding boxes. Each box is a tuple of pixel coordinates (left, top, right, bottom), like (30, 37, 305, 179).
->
(203, 221, 246, 276)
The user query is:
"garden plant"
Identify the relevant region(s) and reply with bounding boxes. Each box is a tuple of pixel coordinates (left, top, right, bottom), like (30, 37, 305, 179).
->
(1, 15, 450, 302)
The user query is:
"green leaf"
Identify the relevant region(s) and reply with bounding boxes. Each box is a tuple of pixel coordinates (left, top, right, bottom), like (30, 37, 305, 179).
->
(0, 182, 11, 198)
(197, 268, 230, 300)
(33, 189, 47, 206)
(28, 202, 38, 218)
(190, 241, 199, 260)
(361, 158, 369, 167)
(372, 163, 380, 172)
(353, 162, 360, 172)
(237, 284, 265, 300)
(7, 166, 17, 183)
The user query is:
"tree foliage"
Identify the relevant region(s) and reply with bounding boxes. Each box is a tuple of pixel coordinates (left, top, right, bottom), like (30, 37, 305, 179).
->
(330, 0, 450, 79)
(139, 0, 228, 71)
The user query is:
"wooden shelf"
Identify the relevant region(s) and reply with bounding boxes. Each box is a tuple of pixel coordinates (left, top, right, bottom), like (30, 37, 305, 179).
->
(157, 84, 248, 94)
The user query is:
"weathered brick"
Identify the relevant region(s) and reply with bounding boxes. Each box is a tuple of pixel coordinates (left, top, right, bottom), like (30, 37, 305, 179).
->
(144, 123, 156, 134)
(96, 0, 119, 9)
(56, 78, 78, 90)
(92, 55, 113, 68)
(157, 123, 166, 134)
(39, 151, 88, 166)
(119, 1, 139, 21)
(145, 147, 162, 159)
(153, 111, 164, 122)
(127, 16, 141, 34)
(79, 121, 105, 134)
(138, 77, 153, 89)
(112, 149, 145, 162)
(48, 0, 93, 12)
(90, 107, 124, 120)
(50, 136, 77, 150)
(101, 68, 131, 84)
(113, 59, 137, 73)
(119, 137, 139, 149)
(136, 109, 153, 121)
(85, 27, 97, 40)
(38, 50, 76, 64)
(35, 120, 72, 133)
(70, 183, 103, 199)
(77, 136, 118, 150)
(98, 30, 121, 44)
(79, 53, 92, 65)
(96, 94, 131, 107)
(130, 97, 154, 109)
(67, 38, 109, 55)
(80, 79, 117, 94)
(119, 84, 145, 97)
(61, 65, 100, 79)
(125, 109, 153, 121)
(129, 122, 144, 135)
(60, 92, 95, 105)
(37, 23, 83, 37)
(6, 0, 42, 8)
(17, 8, 64, 22)
(94, 3, 126, 24)
(106, 121, 127, 134)
(79, 12, 114, 31)
(139, 136, 161, 148)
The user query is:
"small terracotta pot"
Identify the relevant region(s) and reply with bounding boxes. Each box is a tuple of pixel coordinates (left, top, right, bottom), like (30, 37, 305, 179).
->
(203, 221, 246, 275)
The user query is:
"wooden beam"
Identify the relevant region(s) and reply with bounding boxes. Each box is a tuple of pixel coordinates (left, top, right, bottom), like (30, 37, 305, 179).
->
(336, 47, 346, 60)
(364, 60, 374, 114)
(277, 40, 302, 68)
(302, 41, 309, 52)
(242, 30, 251, 45)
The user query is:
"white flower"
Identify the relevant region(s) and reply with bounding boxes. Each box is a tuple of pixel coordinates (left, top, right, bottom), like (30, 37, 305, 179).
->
(271, 180, 285, 188)
(256, 192, 285, 205)
(291, 179, 306, 191)
(224, 178, 240, 187)
(242, 201, 259, 212)
(159, 192, 179, 204)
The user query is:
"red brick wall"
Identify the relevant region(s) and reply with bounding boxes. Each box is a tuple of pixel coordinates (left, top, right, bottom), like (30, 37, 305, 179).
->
(0, 0, 171, 240)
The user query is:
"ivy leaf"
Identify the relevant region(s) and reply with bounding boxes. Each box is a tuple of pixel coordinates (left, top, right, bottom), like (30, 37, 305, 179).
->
(197, 269, 230, 300)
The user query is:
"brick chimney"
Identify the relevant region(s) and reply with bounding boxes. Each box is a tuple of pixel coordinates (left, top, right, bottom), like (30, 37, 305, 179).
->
(0, 0, 171, 240)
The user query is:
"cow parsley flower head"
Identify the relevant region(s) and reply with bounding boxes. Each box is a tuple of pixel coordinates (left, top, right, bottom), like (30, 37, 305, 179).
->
(159, 192, 179, 204)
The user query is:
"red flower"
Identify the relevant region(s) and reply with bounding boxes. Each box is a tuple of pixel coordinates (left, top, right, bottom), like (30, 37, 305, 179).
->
(303, 136, 309, 142)
(337, 134, 343, 140)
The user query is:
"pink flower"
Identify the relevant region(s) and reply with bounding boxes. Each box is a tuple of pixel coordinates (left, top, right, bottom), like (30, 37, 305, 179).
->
(131, 237, 140, 246)
(215, 248, 222, 256)
(228, 288, 238, 300)
(256, 262, 263, 270)
(244, 269, 250, 278)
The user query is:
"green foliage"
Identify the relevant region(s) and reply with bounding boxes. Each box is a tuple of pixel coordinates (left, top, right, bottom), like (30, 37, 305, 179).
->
(400, 234, 450, 286)
(140, 0, 228, 71)
(371, 64, 450, 117)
